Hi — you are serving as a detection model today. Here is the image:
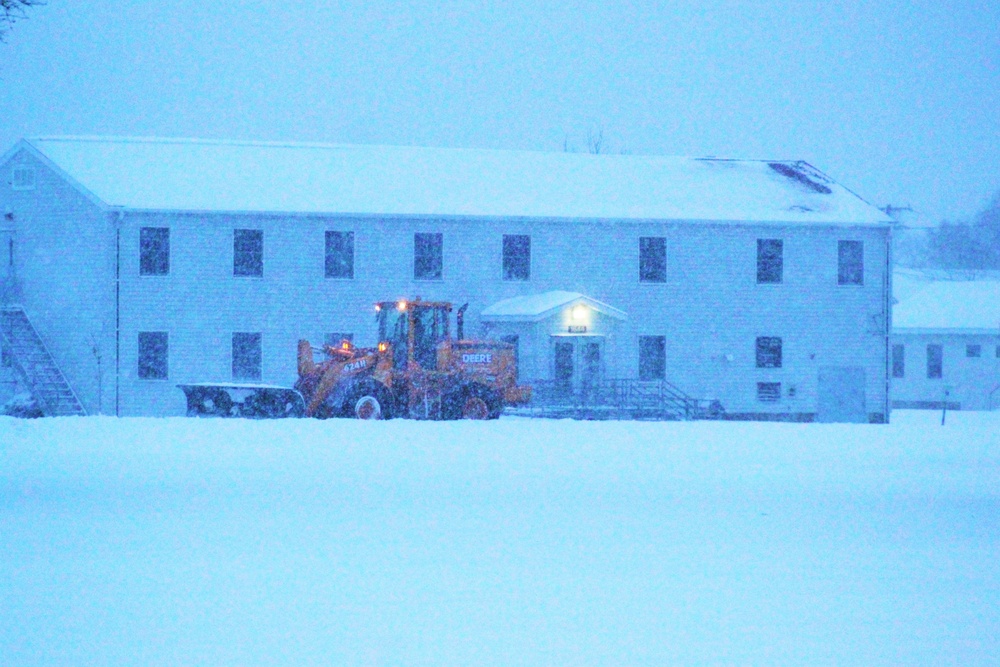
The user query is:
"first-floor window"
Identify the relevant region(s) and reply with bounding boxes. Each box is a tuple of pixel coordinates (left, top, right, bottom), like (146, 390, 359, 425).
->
(757, 382, 781, 402)
(138, 331, 168, 379)
(892, 344, 905, 378)
(927, 344, 943, 379)
(967, 344, 982, 358)
(638, 335, 666, 380)
(233, 332, 262, 381)
(756, 336, 782, 368)
(500, 334, 520, 381)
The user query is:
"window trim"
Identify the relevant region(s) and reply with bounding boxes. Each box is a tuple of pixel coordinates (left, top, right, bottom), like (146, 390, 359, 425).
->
(927, 343, 943, 380)
(756, 238, 783, 285)
(501, 234, 531, 282)
(137, 331, 169, 381)
(11, 167, 36, 191)
(891, 343, 905, 378)
(325, 230, 355, 280)
(233, 228, 264, 278)
(837, 239, 864, 286)
(232, 331, 263, 382)
(413, 231, 444, 281)
(755, 336, 783, 369)
(139, 227, 170, 277)
(638, 236, 667, 284)
(638, 335, 667, 381)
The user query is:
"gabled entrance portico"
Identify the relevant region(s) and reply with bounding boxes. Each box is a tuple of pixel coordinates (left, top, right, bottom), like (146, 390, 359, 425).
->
(480, 291, 627, 387)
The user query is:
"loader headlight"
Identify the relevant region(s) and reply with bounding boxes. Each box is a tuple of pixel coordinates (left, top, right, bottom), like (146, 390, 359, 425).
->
(378, 342, 388, 352)
(397, 300, 407, 311)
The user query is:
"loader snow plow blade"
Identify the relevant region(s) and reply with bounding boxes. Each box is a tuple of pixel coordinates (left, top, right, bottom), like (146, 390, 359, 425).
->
(178, 383, 306, 418)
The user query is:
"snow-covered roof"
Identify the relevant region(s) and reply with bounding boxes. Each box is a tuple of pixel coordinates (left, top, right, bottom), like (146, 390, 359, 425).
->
(481, 291, 627, 322)
(11, 136, 891, 224)
(893, 280, 1000, 333)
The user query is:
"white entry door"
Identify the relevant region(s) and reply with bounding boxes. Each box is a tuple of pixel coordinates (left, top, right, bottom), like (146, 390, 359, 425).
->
(816, 366, 867, 423)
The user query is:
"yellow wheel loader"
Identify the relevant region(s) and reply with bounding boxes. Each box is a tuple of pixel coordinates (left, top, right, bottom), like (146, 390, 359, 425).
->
(179, 299, 530, 420)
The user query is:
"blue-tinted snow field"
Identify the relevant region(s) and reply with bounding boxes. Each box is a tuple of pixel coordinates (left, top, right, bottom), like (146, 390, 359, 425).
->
(2, 411, 998, 665)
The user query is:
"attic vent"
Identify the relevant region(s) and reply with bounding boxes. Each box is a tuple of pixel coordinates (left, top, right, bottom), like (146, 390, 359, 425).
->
(768, 162, 832, 194)
(11, 167, 35, 191)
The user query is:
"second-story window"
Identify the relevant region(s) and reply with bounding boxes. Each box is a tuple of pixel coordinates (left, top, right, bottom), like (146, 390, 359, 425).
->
(414, 232, 443, 280)
(139, 227, 169, 276)
(757, 239, 783, 284)
(639, 237, 666, 283)
(838, 240, 864, 285)
(502, 234, 530, 281)
(325, 231, 354, 279)
(234, 229, 263, 277)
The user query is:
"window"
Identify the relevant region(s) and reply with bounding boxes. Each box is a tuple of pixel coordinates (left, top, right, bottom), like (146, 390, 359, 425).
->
(502, 234, 530, 281)
(325, 332, 354, 349)
(233, 229, 263, 277)
(638, 335, 666, 380)
(325, 231, 354, 279)
(1, 340, 12, 368)
(138, 332, 168, 379)
(927, 344, 943, 379)
(500, 334, 520, 381)
(232, 332, 262, 382)
(756, 337, 782, 368)
(757, 239, 783, 284)
(139, 227, 169, 276)
(11, 167, 35, 190)
(838, 240, 864, 285)
(892, 344, 905, 378)
(967, 344, 981, 358)
(639, 237, 666, 283)
(757, 382, 781, 402)
(414, 232, 443, 280)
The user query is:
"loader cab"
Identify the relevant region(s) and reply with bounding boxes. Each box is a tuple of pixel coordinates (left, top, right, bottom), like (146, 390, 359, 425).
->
(376, 299, 452, 370)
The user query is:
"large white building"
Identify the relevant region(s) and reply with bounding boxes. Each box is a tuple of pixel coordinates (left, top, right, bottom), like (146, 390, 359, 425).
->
(1, 136, 893, 421)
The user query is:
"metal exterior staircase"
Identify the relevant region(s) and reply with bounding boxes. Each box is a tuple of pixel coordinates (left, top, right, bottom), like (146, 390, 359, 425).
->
(1, 307, 86, 416)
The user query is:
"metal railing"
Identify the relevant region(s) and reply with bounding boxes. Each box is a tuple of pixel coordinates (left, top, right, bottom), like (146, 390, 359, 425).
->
(508, 378, 724, 421)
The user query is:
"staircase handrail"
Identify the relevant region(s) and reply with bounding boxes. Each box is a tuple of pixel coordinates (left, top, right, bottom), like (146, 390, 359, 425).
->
(0, 306, 86, 416)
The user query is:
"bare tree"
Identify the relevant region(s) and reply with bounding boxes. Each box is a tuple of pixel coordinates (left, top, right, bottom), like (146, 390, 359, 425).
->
(1, 0, 42, 41)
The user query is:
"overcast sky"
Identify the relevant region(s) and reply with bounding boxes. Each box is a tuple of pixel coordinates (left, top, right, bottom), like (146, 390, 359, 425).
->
(2, 1, 998, 223)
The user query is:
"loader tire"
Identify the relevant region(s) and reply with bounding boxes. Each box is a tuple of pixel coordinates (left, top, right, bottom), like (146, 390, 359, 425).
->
(443, 384, 501, 420)
(343, 383, 393, 420)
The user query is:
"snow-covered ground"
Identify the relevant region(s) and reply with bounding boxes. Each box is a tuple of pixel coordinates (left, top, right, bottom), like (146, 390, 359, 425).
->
(2, 411, 997, 665)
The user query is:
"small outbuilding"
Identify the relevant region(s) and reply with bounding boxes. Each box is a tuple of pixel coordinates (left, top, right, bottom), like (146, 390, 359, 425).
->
(892, 279, 1000, 410)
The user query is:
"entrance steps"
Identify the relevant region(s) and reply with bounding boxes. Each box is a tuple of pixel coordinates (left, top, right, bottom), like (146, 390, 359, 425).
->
(510, 378, 723, 421)
(1, 307, 86, 416)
